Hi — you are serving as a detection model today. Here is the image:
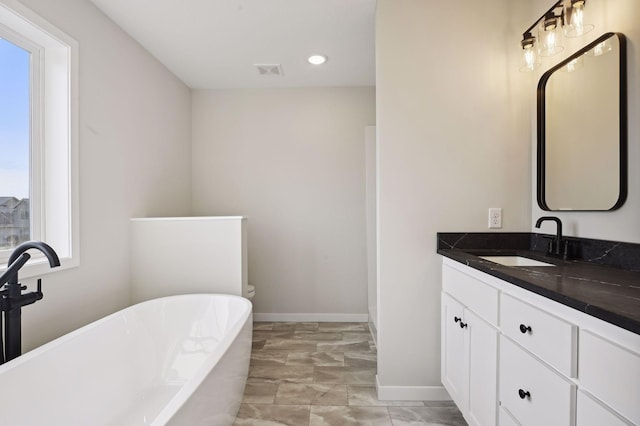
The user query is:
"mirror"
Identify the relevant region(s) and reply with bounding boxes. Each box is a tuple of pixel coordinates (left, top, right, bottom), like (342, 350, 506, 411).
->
(537, 32, 627, 211)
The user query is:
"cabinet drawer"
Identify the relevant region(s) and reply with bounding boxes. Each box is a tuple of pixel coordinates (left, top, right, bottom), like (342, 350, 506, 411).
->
(499, 336, 575, 426)
(500, 293, 577, 377)
(576, 391, 632, 426)
(442, 264, 498, 325)
(579, 330, 640, 425)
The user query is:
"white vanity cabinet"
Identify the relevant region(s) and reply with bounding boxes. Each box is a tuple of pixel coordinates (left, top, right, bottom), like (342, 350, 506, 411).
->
(441, 258, 640, 426)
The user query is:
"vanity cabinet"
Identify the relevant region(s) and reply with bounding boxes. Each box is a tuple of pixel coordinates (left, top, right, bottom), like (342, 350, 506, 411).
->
(441, 258, 640, 426)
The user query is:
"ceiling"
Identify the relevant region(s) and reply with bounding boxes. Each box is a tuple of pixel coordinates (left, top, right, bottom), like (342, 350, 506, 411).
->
(90, 0, 376, 89)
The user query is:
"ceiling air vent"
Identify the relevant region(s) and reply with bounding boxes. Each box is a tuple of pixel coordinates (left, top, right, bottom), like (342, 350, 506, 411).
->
(254, 64, 284, 76)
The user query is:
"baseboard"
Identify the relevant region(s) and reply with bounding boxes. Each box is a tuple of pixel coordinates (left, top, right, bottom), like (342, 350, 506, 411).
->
(253, 312, 369, 322)
(375, 375, 452, 401)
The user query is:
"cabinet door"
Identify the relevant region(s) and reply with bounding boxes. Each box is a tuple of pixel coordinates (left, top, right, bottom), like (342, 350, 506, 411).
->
(441, 292, 468, 412)
(467, 309, 498, 426)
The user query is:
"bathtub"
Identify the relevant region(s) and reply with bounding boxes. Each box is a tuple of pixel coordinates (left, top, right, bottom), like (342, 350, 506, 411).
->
(0, 294, 252, 426)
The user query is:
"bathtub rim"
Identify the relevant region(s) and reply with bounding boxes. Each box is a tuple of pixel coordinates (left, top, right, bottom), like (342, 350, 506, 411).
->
(0, 293, 253, 425)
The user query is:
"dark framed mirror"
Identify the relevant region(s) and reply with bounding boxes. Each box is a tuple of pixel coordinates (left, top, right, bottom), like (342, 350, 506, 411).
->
(537, 32, 627, 211)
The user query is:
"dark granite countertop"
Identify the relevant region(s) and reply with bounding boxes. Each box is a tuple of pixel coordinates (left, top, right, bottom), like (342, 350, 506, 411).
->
(437, 232, 640, 335)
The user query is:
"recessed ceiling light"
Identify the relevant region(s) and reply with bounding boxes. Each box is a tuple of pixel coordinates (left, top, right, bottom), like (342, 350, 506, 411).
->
(307, 54, 328, 65)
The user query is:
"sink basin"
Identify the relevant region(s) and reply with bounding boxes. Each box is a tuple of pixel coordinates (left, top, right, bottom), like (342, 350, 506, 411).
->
(479, 255, 555, 267)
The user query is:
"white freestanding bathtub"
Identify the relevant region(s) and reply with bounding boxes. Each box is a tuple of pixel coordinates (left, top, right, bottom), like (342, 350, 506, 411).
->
(0, 294, 252, 426)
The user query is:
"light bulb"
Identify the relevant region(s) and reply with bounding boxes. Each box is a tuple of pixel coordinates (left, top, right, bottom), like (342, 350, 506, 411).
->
(524, 49, 536, 68)
(546, 31, 557, 50)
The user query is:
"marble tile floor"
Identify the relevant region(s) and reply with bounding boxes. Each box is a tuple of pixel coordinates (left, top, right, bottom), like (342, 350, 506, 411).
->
(234, 321, 467, 426)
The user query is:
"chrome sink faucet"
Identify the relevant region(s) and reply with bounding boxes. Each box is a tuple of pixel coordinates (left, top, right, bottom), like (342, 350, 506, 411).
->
(535, 216, 566, 258)
(0, 241, 60, 364)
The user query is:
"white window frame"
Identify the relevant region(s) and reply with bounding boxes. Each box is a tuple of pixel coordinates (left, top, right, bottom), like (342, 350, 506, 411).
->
(0, 0, 79, 277)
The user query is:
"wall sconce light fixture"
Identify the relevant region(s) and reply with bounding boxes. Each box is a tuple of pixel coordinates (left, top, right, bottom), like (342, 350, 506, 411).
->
(520, 0, 594, 72)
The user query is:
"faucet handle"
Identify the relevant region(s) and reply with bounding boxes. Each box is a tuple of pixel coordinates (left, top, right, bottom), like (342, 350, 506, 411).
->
(15, 279, 44, 308)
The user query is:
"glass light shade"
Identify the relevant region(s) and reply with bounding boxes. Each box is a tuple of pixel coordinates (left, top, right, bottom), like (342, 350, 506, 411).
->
(520, 43, 540, 72)
(564, 0, 594, 38)
(538, 15, 564, 57)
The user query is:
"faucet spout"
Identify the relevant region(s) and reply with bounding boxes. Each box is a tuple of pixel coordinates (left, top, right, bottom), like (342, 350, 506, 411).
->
(535, 216, 564, 256)
(8, 241, 60, 271)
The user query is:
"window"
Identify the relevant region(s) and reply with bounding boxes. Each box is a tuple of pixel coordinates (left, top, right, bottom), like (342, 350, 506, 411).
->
(0, 1, 78, 276)
(0, 32, 35, 252)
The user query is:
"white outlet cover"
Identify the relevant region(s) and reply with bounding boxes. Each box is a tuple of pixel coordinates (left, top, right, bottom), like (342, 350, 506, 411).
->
(488, 208, 502, 229)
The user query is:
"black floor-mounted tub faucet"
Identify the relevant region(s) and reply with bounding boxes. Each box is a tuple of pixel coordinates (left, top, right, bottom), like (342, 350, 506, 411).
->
(0, 241, 60, 364)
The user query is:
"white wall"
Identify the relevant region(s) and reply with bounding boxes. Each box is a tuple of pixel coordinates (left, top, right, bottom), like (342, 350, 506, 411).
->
(528, 0, 640, 242)
(375, 0, 531, 397)
(15, 0, 192, 352)
(191, 87, 375, 319)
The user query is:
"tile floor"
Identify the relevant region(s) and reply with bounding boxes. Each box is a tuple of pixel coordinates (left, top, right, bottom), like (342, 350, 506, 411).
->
(233, 321, 467, 426)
